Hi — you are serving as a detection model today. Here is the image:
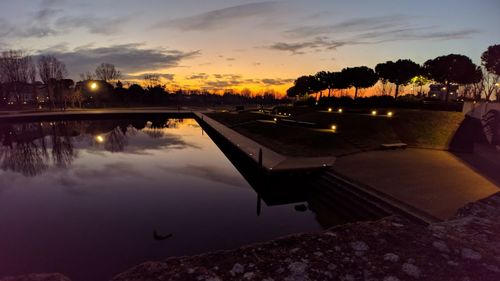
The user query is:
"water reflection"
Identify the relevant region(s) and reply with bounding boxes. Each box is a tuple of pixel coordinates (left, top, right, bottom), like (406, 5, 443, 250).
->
(0, 118, 187, 176)
(0, 116, 378, 281)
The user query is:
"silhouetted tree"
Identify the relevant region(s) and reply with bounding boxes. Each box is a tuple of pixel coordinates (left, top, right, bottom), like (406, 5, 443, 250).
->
(481, 44, 500, 76)
(315, 71, 331, 98)
(80, 71, 95, 81)
(375, 59, 420, 98)
(0, 50, 37, 104)
(424, 54, 481, 102)
(95, 63, 121, 82)
(341, 66, 378, 99)
(287, 75, 320, 98)
(37, 55, 67, 84)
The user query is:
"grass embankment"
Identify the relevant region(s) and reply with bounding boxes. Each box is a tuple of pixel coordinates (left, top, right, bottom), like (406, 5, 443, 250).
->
(207, 108, 465, 157)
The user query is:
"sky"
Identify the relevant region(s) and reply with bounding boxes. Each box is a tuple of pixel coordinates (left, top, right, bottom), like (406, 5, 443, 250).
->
(0, 0, 499, 95)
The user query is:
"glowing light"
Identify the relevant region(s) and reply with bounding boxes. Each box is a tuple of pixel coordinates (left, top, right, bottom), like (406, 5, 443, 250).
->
(387, 111, 393, 117)
(442, 87, 447, 91)
(273, 118, 277, 122)
(95, 135, 104, 143)
(338, 108, 343, 113)
(331, 125, 337, 131)
(90, 82, 98, 90)
(328, 108, 332, 112)
(371, 110, 377, 116)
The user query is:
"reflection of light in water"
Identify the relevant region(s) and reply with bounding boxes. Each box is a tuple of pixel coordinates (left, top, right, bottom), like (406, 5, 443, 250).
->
(95, 135, 104, 143)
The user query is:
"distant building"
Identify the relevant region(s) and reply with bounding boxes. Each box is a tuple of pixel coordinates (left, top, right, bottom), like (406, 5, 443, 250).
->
(428, 84, 459, 101)
(1, 82, 49, 104)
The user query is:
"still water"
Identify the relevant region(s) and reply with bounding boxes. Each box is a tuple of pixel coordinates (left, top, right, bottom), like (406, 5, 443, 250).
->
(0, 117, 322, 281)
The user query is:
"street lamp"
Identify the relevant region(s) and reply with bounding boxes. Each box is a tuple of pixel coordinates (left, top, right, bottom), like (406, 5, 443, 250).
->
(90, 82, 98, 90)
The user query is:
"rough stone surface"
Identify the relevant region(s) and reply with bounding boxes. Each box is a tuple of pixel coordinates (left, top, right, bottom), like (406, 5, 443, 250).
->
(110, 192, 500, 281)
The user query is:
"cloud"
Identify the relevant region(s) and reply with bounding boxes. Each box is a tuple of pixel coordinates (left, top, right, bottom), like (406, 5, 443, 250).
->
(55, 15, 125, 35)
(267, 37, 347, 54)
(186, 73, 209, 80)
(268, 27, 478, 55)
(1, 1, 124, 38)
(125, 73, 175, 81)
(37, 43, 200, 79)
(285, 15, 409, 38)
(190, 73, 293, 90)
(154, 1, 281, 31)
(41, 0, 66, 6)
(260, 78, 294, 86)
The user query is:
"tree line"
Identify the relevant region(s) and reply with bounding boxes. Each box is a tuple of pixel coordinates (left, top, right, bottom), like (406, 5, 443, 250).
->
(0, 50, 280, 109)
(287, 44, 500, 103)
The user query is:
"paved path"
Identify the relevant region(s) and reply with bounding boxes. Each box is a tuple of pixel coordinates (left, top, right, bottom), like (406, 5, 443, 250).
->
(196, 113, 336, 172)
(333, 148, 499, 220)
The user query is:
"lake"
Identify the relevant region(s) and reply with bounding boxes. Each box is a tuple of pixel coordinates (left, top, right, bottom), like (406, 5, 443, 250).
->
(0, 116, 326, 281)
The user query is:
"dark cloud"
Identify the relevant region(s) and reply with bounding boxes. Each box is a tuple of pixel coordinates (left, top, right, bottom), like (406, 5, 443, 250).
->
(205, 80, 243, 88)
(37, 43, 200, 79)
(186, 73, 209, 80)
(213, 74, 242, 80)
(154, 1, 281, 31)
(1, 1, 124, 38)
(195, 73, 293, 90)
(285, 15, 408, 38)
(267, 37, 347, 54)
(125, 73, 175, 81)
(260, 78, 294, 86)
(268, 26, 478, 55)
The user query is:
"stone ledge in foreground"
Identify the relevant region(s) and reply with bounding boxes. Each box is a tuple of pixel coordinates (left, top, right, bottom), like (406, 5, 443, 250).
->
(3, 193, 500, 281)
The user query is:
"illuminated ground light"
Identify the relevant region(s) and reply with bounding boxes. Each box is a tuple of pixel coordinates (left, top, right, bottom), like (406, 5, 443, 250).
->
(338, 108, 343, 113)
(328, 108, 332, 112)
(371, 110, 378, 116)
(95, 135, 104, 143)
(387, 111, 394, 117)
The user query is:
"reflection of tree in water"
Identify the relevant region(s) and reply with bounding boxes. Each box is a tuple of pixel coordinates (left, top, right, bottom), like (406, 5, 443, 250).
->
(0, 141, 49, 177)
(143, 118, 184, 139)
(104, 126, 128, 152)
(0, 117, 185, 176)
(0, 123, 49, 176)
(51, 122, 77, 168)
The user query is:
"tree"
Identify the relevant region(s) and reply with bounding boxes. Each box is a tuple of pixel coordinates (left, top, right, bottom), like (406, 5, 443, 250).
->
(341, 66, 378, 99)
(38, 55, 68, 109)
(410, 75, 430, 95)
(80, 71, 95, 81)
(37, 55, 68, 84)
(424, 54, 480, 102)
(481, 44, 500, 76)
(375, 59, 420, 98)
(315, 71, 331, 98)
(288, 75, 320, 98)
(95, 63, 121, 82)
(0, 50, 37, 104)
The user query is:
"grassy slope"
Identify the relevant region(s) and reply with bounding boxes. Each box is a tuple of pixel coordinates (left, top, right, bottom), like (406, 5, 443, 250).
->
(207, 109, 465, 156)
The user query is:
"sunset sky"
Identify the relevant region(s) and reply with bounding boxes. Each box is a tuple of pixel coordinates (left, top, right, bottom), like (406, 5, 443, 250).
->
(1, 0, 499, 95)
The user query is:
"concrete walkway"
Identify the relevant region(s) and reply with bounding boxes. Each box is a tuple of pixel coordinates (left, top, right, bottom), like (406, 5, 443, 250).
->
(196, 112, 336, 172)
(333, 148, 499, 220)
